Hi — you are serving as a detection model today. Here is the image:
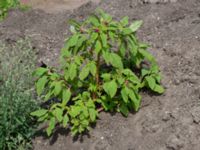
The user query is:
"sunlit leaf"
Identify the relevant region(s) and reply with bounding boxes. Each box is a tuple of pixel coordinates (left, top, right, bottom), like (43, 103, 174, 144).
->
(36, 76, 48, 95)
(68, 63, 77, 80)
(103, 80, 118, 98)
(129, 20, 143, 32)
(31, 109, 48, 117)
(110, 53, 123, 69)
(62, 89, 71, 105)
(119, 103, 129, 117)
(79, 65, 90, 80)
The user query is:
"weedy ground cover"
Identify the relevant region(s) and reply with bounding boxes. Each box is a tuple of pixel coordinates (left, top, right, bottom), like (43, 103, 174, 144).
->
(31, 10, 164, 136)
(0, 0, 29, 21)
(0, 39, 38, 150)
(0, 0, 19, 20)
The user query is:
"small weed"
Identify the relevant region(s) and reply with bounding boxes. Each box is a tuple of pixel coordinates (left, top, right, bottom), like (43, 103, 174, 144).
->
(0, 0, 29, 21)
(0, 38, 38, 150)
(32, 10, 164, 136)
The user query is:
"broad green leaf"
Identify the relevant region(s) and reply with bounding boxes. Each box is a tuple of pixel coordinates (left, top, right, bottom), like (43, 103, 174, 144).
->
(91, 32, 98, 41)
(129, 20, 143, 32)
(31, 109, 48, 117)
(44, 90, 53, 101)
(47, 117, 56, 136)
(109, 31, 115, 42)
(63, 114, 69, 127)
(54, 81, 62, 96)
(122, 69, 136, 77)
(100, 33, 107, 48)
(36, 76, 48, 95)
(68, 63, 77, 80)
(64, 70, 69, 80)
(69, 106, 81, 118)
(103, 80, 118, 98)
(119, 103, 129, 117)
(119, 42, 126, 57)
(54, 108, 63, 122)
(79, 65, 90, 80)
(88, 15, 100, 26)
(146, 76, 156, 90)
(81, 119, 89, 126)
(141, 69, 149, 77)
(82, 107, 89, 117)
(139, 49, 155, 63)
(49, 73, 59, 81)
(61, 48, 71, 58)
(151, 64, 160, 73)
(101, 73, 111, 81)
(82, 91, 91, 99)
(97, 9, 112, 22)
(122, 28, 133, 35)
(74, 56, 82, 65)
(127, 36, 138, 56)
(86, 99, 95, 108)
(121, 88, 128, 103)
(95, 40, 102, 54)
(62, 89, 71, 105)
(102, 51, 110, 64)
(38, 113, 48, 122)
(120, 16, 129, 26)
(128, 89, 140, 111)
(128, 77, 141, 86)
(71, 126, 78, 136)
(72, 118, 80, 126)
(110, 53, 123, 69)
(68, 34, 79, 47)
(139, 43, 149, 49)
(122, 69, 140, 84)
(74, 36, 86, 54)
(153, 84, 164, 94)
(78, 126, 85, 133)
(89, 61, 97, 76)
(128, 89, 136, 102)
(89, 108, 97, 122)
(155, 74, 161, 83)
(117, 77, 125, 85)
(100, 96, 115, 111)
(33, 67, 48, 77)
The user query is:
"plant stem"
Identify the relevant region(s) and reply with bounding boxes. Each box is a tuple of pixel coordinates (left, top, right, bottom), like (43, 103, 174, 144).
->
(93, 53, 100, 99)
(97, 107, 104, 112)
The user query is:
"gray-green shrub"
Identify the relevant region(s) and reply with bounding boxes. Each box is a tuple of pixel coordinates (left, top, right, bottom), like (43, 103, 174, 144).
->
(0, 39, 38, 150)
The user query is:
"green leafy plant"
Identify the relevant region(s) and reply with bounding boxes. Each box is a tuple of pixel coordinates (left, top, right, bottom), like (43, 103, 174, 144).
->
(0, 0, 19, 20)
(0, 39, 38, 150)
(0, 0, 29, 21)
(31, 10, 164, 136)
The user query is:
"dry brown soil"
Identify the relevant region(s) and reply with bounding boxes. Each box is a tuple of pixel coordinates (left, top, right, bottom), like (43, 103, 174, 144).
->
(0, 0, 200, 150)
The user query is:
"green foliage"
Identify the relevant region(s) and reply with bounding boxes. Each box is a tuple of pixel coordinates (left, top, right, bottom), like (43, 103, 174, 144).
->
(0, 39, 38, 150)
(32, 10, 164, 136)
(0, 0, 22, 21)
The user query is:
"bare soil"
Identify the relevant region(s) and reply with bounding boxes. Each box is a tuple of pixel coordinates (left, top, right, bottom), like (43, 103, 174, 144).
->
(1, 0, 200, 150)
(23, 0, 100, 13)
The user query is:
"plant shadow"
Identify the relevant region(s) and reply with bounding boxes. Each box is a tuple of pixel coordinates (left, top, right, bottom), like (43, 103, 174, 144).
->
(34, 125, 92, 145)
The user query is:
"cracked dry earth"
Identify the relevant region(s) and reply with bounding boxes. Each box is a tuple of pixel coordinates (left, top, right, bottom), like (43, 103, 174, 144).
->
(0, 0, 200, 150)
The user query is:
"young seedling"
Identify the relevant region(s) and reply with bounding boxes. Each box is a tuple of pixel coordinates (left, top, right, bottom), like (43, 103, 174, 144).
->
(31, 9, 164, 136)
